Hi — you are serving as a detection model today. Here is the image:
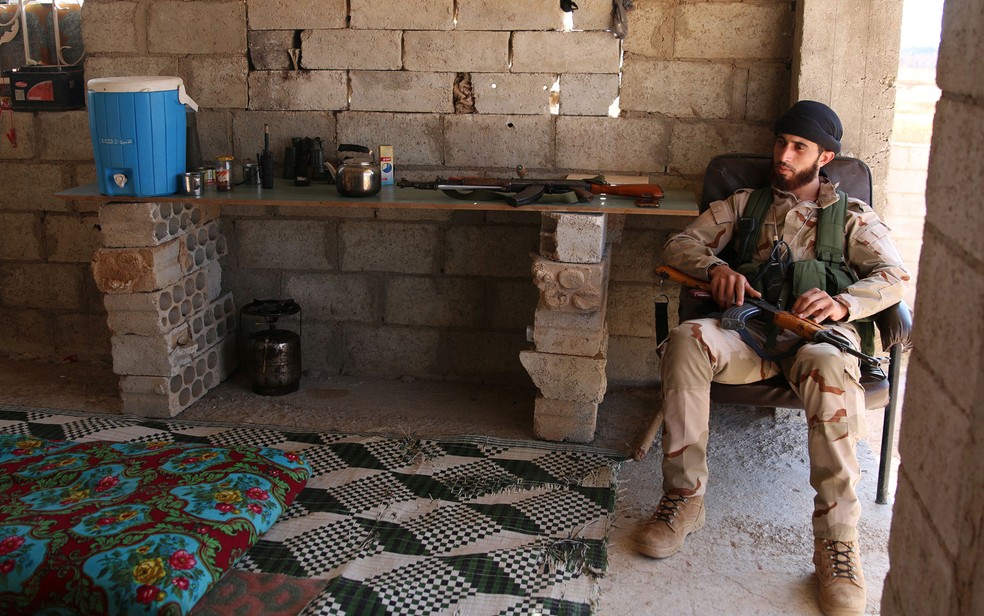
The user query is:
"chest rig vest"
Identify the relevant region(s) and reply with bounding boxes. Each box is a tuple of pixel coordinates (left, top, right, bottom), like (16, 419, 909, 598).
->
(728, 186, 876, 356)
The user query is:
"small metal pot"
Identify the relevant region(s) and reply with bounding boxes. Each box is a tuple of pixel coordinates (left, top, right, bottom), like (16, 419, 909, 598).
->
(326, 144, 381, 197)
(246, 328, 301, 396)
(241, 299, 302, 396)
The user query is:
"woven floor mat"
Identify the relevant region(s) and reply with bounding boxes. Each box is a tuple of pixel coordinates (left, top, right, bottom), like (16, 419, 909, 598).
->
(0, 405, 622, 615)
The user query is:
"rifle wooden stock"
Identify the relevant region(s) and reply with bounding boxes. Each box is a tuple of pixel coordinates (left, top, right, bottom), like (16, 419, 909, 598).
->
(631, 409, 664, 461)
(654, 265, 712, 292)
(588, 183, 664, 199)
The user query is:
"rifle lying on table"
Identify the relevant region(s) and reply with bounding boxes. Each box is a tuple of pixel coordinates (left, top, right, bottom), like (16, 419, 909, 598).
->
(631, 265, 883, 462)
(654, 265, 882, 367)
(397, 176, 663, 207)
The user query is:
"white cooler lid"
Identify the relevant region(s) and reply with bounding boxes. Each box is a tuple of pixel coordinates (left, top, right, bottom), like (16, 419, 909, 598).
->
(87, 76, 199, 111)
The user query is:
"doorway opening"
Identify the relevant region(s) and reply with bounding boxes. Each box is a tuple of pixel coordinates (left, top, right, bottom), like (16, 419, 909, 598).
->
(879, 0, 944, 501)
(886, 0, 944, 309)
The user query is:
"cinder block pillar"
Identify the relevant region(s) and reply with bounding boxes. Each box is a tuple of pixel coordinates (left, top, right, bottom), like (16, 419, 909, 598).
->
(523, 212, 610, 443)
(92, 202, 237, 417)
(792, 0, 903, 215)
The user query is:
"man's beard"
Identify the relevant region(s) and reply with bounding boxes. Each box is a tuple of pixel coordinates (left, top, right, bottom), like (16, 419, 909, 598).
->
(772, 155, 821, 192)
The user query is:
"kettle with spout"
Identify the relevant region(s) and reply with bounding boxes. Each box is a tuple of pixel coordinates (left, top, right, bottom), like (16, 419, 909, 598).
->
(324, 144, 381, 197)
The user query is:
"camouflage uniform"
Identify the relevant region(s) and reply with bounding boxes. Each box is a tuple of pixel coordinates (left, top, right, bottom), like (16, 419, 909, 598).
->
(659, 178, 909, 541)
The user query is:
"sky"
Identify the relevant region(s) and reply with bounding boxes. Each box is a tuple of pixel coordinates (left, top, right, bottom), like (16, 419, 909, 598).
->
(900, 0, 945, 48)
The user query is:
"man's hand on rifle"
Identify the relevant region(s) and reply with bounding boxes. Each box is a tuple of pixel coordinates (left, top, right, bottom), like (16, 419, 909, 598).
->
(707, 264, 761, 308)
(791, 288, 849, 323)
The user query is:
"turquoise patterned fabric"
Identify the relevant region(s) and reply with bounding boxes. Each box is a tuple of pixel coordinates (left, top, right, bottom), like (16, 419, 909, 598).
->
(0, 433, 310, 615)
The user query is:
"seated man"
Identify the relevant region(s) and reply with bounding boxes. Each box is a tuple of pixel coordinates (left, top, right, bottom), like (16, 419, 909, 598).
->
(635, 100, 909, 616)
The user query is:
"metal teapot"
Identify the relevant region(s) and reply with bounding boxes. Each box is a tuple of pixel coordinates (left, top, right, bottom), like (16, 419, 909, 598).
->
(324, 144, 381, 197)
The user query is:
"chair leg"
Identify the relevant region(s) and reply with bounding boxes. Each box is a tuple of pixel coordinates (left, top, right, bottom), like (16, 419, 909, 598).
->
(876, 345, 904, 504)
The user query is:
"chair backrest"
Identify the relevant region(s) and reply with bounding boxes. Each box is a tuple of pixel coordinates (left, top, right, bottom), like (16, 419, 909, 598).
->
(699, 153, 873, 212)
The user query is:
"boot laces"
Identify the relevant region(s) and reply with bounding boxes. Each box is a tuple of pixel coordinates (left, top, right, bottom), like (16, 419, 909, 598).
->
(822, 540, 859, 581)
(652, 494, 689, 524)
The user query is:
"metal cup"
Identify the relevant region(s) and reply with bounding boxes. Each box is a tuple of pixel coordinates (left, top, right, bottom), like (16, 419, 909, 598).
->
(180, 171, 203, 196)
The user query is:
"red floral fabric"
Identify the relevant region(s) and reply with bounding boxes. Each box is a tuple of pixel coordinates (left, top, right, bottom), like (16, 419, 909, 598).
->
(0, 434, 309, 615)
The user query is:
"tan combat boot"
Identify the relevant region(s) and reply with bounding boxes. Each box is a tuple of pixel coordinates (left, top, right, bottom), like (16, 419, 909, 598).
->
(814, 538, 866, 616)
(634, 493, 705, 558)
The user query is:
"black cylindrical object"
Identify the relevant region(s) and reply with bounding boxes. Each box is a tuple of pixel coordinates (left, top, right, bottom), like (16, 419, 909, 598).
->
(260, 124, 275, 189)
(311, 137, 329, 181)
(296, 137, 313, 179)
(246, 328, 301, 395)
(283, 146, 296, 179)
(291, 137, 305, 179)
(260, 151, 275, 188)
(186, 110, 203, 172)
(241, 300, 302, 396)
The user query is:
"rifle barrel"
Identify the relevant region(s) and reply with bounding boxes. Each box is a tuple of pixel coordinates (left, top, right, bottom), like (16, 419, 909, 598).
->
(436, 184, 509, 191)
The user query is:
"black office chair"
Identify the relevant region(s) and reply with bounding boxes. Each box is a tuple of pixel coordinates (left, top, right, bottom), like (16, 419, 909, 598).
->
(678, 153, 913, 504)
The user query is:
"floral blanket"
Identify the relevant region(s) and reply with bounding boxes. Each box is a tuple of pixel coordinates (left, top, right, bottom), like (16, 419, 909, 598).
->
(0, 434, 310, 615)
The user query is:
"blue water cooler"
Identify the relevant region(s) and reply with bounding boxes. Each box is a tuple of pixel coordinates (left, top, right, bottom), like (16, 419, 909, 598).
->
(88, 76, 199, 197)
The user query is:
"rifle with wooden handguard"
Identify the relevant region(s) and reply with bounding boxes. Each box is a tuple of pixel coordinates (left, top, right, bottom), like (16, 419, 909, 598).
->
(654, 265, 883, 367)
(397, 176, 663, 207)
(631, 265, 883, 462)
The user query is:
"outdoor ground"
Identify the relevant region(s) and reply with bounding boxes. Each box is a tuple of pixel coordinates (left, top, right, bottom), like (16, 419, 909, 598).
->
(0, 356, 898, 615)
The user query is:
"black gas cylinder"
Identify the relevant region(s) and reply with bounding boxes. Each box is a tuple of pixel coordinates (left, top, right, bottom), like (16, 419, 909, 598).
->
(241, 299, 302, 395)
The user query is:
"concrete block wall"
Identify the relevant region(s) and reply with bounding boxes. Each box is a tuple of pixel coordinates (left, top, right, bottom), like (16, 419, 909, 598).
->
(222, 206, 539, 383)
(1, 0, 795, 384)
(93, 202, 237, 416)
(881, 0, 984, 613)
(0, 110, 105, 360)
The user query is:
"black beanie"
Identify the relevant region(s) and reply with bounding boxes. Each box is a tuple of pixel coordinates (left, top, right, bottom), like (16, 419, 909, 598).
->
(774, 100, 843, 154)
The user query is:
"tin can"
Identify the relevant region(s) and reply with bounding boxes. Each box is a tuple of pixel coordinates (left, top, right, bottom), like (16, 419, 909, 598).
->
(241, 160, 261, 185)
(199, 166, 216, 186)
(215, 156, 234, 192)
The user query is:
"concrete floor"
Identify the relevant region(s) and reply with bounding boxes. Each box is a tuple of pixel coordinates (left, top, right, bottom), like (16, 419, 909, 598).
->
(0, 356, 899, 615)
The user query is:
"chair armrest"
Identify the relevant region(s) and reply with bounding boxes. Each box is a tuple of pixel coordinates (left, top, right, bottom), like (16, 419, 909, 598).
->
(873, 301, 913, 351)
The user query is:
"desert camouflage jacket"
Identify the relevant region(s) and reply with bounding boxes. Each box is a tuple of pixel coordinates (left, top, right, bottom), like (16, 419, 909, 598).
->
(663, 178, 910, 322)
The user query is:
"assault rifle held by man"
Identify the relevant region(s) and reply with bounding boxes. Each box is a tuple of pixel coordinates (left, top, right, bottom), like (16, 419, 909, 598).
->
(654, 265, 883, 367)
(397, 176, 663, 207)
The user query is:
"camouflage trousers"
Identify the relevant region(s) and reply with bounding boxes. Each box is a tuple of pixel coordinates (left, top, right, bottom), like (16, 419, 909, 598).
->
(658, 318, 866, 541)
